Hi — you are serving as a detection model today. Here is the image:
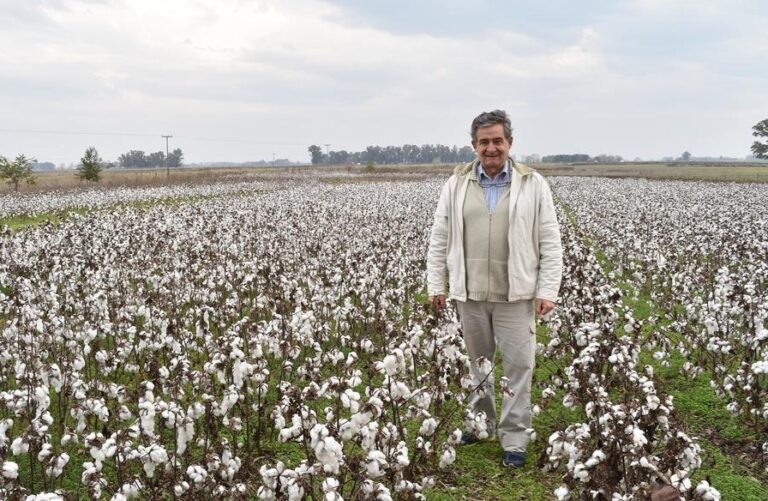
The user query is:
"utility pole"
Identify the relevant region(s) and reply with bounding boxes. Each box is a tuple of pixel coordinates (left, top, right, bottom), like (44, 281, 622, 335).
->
(324, 144, 331, 164)
(162, 135, 172, 181)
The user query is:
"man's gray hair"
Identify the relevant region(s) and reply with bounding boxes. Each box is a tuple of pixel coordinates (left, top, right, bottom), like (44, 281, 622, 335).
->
(470, 110, 513, 142)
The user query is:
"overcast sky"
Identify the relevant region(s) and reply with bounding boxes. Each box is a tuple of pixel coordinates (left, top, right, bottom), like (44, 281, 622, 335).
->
(2, 0, 767, 164)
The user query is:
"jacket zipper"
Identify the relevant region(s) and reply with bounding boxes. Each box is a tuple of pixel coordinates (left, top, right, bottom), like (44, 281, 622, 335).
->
(487, 209, 492, 298)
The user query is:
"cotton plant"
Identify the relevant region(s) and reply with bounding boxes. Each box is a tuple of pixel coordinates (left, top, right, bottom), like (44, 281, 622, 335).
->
(537, 206, 709, 498)
(2, 176, 752, 498)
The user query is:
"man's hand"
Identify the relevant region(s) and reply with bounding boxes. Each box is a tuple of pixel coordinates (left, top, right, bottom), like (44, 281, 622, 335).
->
(535, 298, 555, 317)
(429, 295, 446, 311)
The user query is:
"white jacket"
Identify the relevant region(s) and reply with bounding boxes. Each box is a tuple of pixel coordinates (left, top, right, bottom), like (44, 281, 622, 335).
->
(426, 159, 563, 302)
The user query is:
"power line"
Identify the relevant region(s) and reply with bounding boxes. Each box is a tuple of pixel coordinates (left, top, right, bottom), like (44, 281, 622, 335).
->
(0, 128, 315, 146)
(0, 128, 155, 138)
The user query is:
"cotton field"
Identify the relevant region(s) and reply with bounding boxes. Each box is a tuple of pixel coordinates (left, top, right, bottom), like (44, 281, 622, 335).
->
(1, 173, 764, 499)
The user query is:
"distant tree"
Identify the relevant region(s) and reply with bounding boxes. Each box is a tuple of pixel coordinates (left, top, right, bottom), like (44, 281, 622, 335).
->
(0, 154, 36, 191)
(458, 146, 475, 162)
(681, 151, 692, 161)
(594, 154, 623, 163)
(751, 119, 768, 159)
(167, 148, 183, 167)
(402, 144, 419, 163)
(328, 150, 349, 165)
(308, 145, 325, 165)
(316, 143, 475, 166)
(119, 150, 148, 168)
(146, 151, 165, 167)
(77, 146, 103, 182)
(523, 154, 541, 164)
(363, 146, 383, 164)
(542, 154, 592, 163)
(31, 161, 56, 171)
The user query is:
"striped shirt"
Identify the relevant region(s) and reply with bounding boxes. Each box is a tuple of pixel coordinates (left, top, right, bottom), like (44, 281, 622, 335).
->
(475, 160, 511, 212)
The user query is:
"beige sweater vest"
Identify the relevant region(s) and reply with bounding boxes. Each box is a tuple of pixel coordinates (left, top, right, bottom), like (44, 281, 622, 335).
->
(462, 181, 511, 302)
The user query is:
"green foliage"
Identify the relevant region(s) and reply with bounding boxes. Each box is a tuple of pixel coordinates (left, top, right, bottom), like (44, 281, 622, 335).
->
(308, 144, 325, 165)
(751, 118, 768, 159)
(427, 440, 558, 499)
(694, 441, 768, 499)
(117, 148, 183, 168)
(77, 146, 103, 182)
(0, 153, 37, 191)
(308, 143, 475, 165)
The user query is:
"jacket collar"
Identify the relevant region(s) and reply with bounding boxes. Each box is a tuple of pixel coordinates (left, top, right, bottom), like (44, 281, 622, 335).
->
(454, 158, 534, 177)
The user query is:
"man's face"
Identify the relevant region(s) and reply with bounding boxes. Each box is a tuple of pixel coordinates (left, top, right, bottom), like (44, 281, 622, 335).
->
(472, 124, 512, 171)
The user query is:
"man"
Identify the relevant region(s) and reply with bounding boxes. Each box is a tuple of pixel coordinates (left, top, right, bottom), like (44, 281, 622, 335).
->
(426, 109, 563, 468)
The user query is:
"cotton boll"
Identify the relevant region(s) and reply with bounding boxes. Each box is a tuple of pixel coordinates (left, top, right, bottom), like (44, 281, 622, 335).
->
(45, 453, 70, 479)
(113, 479, 143, 500)
(341, 389, 361, 413)
(573, 463, 589, 482)
(476, 357, 493, 376)
(670, 472, 692, 492)
(315, 436, 343, 474)
(322, 476, 340, 493)
(37, 443, 54, 462)
(173, 483, 189, 497)
(419, 417, 438, 436)
(393, 442, 410, 468)
(365, 450, 387, 478)
(11, 437, 29, 456)
(584, 449, 605, 468)
(118, 406, 132, 421)
(439, 445, 456, 468)
(148, 445, 168, 464)
(2, 460, 19, 479)
(186, 464, 208, 484)
(694, 480, 721, 500)
(28, 493, 67, 501)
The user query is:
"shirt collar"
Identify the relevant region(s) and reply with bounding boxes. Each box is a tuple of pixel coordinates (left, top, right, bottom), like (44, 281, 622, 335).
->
(476, 159, 510, 182)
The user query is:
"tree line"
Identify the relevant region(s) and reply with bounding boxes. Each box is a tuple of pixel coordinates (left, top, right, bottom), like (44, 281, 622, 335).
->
(308, 144, 476, 165)
(307, 144, 632, 166)
(0, 145, 186, 190)
(539, 153, 624, 163)
(118, 148, 184, 168)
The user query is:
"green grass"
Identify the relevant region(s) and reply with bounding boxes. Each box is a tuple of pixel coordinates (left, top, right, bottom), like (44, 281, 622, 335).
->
(424, 324, 579, 499)
(694, 441, 767, 500)
(1, 210, 82, 231)
(427, 440, 560, 499)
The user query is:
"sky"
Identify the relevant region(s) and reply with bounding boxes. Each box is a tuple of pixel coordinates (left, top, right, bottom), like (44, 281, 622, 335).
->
(1, 0, 767, 165)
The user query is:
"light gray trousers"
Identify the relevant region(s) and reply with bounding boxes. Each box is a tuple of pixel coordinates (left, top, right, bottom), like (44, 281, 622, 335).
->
(456, 299, 536, 452)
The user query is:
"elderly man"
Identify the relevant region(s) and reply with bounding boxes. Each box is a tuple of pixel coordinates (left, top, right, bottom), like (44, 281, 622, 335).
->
(426, 109, 563, 467)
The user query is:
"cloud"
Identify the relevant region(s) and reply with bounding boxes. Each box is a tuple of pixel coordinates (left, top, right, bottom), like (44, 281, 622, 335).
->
(0, 0, 767, 162)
